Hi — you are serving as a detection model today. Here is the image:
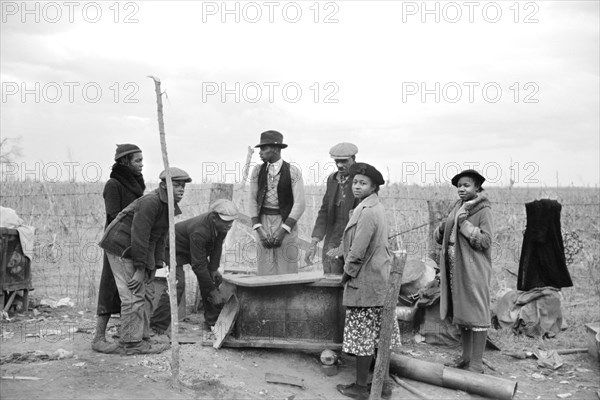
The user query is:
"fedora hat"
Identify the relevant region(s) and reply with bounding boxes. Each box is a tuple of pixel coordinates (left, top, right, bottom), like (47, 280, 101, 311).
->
(255, 130, 288, 148)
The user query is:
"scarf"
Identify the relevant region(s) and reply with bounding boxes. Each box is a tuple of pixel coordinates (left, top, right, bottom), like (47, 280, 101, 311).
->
(110, 164, 145, 197)
(449, 190, 489, 244)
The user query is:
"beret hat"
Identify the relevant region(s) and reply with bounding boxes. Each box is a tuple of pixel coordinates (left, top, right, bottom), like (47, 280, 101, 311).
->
(348, 162, 385, 186)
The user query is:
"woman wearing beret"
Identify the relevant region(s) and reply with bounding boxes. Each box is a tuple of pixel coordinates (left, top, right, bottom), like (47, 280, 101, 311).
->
(434, 169, 494, 373)
(337, 163, 401, 400)
(92, 144, 145, 353)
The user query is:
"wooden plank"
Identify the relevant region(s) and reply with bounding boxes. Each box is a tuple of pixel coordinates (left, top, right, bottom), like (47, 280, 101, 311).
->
(213, 294, 240, 349)
(223, 271, 323, 287)
(202, 337, 342, 351)
(265, 373, 306, 389)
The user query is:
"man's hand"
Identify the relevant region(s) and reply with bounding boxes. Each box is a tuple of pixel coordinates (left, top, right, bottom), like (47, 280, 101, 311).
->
(304, 239, 319, 265)
(128, 268, 145, 293)
(208, 289, 226, 306)
(270, 227, 287, 248)
(210, 270, 223, 287)
(341, 272, 351, 284)
(256, 227, 273, 249)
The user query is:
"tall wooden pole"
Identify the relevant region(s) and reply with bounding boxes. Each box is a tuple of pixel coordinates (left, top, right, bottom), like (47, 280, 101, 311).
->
(149, 76, 180, 389)
(369, 250, 406, 400)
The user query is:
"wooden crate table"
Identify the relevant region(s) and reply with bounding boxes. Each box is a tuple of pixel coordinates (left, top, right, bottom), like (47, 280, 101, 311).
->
(213, 271, 345, 351)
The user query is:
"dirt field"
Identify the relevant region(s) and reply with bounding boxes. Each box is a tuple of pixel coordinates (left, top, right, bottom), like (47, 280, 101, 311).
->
(1, 302, 598, 400)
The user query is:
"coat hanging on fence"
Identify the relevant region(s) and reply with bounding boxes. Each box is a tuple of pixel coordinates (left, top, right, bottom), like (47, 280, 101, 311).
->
(518, 199, 573, 291)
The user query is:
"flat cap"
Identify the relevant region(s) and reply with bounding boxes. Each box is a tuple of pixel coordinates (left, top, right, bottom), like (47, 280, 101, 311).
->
(329, 142, 358, 159)
(348, 162, 385, 186)
(159, 167, 192, 182)
(210, 199, 239, 221)
(451, 169, 485, 187)
(114, 144, 141, 161)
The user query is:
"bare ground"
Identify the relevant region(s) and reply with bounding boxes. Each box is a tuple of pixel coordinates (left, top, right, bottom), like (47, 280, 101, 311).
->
(1, 304, 598, 400)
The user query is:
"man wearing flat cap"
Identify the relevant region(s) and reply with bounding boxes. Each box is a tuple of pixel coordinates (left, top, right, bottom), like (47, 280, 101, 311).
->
(305, 143, 360, 274)
(249, 130, 306, 275)
(150, 199, 238, 333)
(99, 167, 191, 355)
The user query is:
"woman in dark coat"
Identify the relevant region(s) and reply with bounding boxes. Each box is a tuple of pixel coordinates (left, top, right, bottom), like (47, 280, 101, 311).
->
(92, 144, 145, 353)
(434, 169, 493, 373)
(336, 163, 401, 400)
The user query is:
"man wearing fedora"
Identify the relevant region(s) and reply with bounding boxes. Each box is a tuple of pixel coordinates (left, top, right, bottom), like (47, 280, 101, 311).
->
(99, 167, 191, 355)
(249, 130, 306, 275)
(150, 199, 239, 335)
(305, 143, 360, 274)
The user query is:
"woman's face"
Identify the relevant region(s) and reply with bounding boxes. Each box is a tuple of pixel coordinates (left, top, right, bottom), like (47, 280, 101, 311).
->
(457, 176, 478, 201)
(352, 174, 376, 200)
(128, 152, 144, 175)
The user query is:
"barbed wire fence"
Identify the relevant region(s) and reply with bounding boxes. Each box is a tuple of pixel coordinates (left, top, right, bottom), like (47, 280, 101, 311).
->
(1, 180, 598, 308)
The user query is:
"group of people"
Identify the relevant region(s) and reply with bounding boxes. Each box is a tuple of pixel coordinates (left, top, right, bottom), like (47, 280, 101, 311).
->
(91, 130, 495, 399)
(92, 144, 239, 355)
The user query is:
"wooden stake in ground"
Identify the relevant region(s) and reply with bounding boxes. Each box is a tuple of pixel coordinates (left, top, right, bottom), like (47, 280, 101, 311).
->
(369, 250, 407, 400)
(149, 76, 180, 390)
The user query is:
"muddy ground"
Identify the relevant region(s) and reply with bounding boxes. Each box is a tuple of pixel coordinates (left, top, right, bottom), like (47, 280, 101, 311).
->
(1, 304, 599, 400)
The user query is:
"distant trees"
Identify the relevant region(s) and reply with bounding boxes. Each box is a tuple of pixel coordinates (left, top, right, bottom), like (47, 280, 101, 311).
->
(0, 137, 23, 164)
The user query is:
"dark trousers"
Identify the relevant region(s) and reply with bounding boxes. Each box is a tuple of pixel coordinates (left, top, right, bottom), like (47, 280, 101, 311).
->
(150, 264, 221, 332)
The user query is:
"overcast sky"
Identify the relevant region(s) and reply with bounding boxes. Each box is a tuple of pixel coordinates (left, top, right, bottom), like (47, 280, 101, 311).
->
(1, 1, 598, 187)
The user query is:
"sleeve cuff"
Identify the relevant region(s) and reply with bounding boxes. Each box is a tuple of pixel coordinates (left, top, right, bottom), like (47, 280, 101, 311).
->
(282, 224, 291, 233)
(283, 217, 297, 229)
(252, 223, 263, 230)
(459, 220, 477, 239)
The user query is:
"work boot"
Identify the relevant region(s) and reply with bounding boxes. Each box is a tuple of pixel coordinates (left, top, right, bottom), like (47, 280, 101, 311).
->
(444, 356, 470, 369)
(91, 340, 121, 354)
(122, 340, 170, 355)
(336, 383, 369, 400)
(148, 329, 170, 344)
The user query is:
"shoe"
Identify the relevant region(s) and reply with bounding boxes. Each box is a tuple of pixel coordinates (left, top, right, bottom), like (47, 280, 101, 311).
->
(336, 383, 369, 400)
(151, 333, 171, 344)
(444, 357, 470, 369)
(91, 340, 121, 354)
(367, 380, 393, 399)
(122, 341, 170, 355)
(465, 365, 484, 374)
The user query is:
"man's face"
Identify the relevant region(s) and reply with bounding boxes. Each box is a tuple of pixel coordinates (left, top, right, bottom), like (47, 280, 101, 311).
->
(213, 215, 234, 234)
(335, 157, 355, 177)
(161, 181, 186, 203)
(258, 145, 280, 164)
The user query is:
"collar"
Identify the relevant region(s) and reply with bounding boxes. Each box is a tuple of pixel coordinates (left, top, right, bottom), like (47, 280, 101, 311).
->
(336, 172, 350, 185)
(345, 193, 379, 230)
(157, 186, 182, 216)
(267, 158, 283, 175)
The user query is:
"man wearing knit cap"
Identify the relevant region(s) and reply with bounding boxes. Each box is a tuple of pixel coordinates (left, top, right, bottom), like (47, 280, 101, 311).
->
(305, 143, 359, 273)
(150, 199, 238, 333)
(249, 130, 306, 275)
(99, 167, 191, 355)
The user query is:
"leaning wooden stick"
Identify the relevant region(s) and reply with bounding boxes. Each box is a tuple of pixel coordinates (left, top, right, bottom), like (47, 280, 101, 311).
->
(149, 76, 180, 389)
(391, 375, 429, 400)
(369, 250, 407, 400)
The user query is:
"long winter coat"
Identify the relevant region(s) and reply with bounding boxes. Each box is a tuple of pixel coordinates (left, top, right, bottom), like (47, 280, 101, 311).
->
(342, 193, 391, 307)
(434, 192, 494, 327)
(97, 165, 145, 315)
(518, 199, 572, 291)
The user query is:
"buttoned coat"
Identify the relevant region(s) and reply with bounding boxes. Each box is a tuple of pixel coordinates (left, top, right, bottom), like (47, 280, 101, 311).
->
(434, 193, 493, 327)
(311, 172, 358, 256)
(342, 193, 391, 307)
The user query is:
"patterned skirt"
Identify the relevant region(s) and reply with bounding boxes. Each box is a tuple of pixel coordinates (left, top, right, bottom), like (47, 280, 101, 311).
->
(342, 307, 402, 356)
